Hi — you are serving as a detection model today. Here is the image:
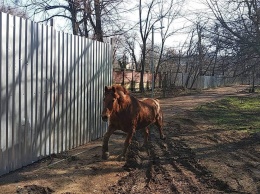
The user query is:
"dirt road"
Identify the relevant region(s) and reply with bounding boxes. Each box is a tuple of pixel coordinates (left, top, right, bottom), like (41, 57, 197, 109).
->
(0, 85, 259, 194)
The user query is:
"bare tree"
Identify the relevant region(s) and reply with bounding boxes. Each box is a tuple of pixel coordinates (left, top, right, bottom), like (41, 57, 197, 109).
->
(205, 0, 260, 89)
(13, 0, 126, 42)
(138, 0, 156, 92)
(124, 32, 139, 70)
(183, 32, 196, 88)
(206, 0, 260, 54)
(153, 0, 185, 85)
(0, 3, 28, 18)
(137, 0, 185, 92)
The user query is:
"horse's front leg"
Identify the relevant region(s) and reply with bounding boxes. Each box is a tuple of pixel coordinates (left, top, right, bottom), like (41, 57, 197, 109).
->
(102, 125, 116, 160)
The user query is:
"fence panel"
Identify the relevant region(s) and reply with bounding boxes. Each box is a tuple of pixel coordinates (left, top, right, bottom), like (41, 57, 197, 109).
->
(0, 12, 112, 176)
(1, 12, 8, 175)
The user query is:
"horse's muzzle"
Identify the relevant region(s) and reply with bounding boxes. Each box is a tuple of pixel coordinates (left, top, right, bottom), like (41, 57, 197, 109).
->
(102, 115, 108, 122)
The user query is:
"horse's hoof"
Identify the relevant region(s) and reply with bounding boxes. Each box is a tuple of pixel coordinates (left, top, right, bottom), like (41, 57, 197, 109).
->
(102, 152, 110, 160)
(140, 146, 147, 152)
(140, 144, 149, 151)
(117, 154, 125, 161)
(160, 135, 166, 140)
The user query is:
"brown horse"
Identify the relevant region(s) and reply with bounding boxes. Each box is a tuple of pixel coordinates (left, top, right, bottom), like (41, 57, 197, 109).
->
(101, 84, 165, 160)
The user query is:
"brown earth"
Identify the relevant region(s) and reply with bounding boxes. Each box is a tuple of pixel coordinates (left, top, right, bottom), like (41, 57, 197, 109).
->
(0, 85, 259, 194)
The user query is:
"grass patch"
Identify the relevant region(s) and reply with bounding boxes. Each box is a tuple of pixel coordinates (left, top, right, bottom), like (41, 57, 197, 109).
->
(195, 96, 260, 133)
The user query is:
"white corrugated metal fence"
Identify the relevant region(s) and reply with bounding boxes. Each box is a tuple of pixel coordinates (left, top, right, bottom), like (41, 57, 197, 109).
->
(0, 12, 112, 176)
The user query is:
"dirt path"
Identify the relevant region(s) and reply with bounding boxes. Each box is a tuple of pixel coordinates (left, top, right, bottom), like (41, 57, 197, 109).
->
(161, 85, 248, 118)
(0, 85, 259, 194)
(108, 85, 259, 194)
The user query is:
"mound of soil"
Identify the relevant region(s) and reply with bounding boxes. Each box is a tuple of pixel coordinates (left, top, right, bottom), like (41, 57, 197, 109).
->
(16, 185, 54, 194)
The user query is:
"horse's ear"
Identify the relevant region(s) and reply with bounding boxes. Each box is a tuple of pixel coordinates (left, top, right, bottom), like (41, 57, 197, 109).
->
(111, 86, 119, 99)
(105, 86, 109, 92)
(112, 86, 116, 93)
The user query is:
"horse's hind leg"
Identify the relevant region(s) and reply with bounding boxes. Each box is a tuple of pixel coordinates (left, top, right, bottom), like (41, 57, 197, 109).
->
(156, 110, 166, 140)
(118, 131, 134, 160)
(143, 127, 150, 146)
(140, 127, 150, 154)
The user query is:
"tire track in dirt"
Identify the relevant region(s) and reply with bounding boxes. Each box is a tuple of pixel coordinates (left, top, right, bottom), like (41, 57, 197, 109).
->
(108, 127, 242, 194)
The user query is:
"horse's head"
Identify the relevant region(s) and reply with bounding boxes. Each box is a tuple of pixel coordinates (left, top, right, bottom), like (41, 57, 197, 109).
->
(101, 85, 128, 122)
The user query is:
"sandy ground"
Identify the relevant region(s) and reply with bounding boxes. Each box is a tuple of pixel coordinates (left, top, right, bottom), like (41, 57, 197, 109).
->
(0, 85, 259, 194)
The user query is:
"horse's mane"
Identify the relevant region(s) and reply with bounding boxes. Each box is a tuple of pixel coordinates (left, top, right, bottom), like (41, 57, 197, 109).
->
(111, 84, 130, 95)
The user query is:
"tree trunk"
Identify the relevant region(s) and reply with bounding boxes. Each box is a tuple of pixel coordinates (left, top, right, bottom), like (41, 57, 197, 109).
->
(197, 24, 203, 75)
(139, 59, 145, 92)
(173, 53, 181, 86)
(69, 0, 78, 35)
(139, 40, 146, 92)
(83, 1, 89, 38)
(94, 0, 103, 42)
